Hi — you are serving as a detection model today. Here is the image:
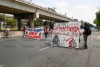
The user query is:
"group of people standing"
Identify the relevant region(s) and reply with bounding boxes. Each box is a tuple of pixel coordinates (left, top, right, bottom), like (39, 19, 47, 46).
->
(22, 20, 90, 49)
(22, 25, 52, 40)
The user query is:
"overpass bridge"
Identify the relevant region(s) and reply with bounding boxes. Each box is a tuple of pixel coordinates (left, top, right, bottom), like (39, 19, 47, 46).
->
(0, 0, 74, 30)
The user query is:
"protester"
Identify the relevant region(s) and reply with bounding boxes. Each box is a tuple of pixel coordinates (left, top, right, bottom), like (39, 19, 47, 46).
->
(44, 26, 49, 40)
(80, 20, 89, 49)
(50, 23, 54, 38)
(4, 26, 10, 37)
(5, 26, 10, 32)
(22, 26, 26, 37)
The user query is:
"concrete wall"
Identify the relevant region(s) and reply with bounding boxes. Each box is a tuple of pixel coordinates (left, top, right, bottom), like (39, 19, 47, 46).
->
(0, 31, 23, 38)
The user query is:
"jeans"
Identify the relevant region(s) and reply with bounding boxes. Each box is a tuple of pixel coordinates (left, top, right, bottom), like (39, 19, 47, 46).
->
(83, 34, 88, 46)
(79, 36, 80, 43)
(45, 33, 48, 39)
(23, 31, 25, 37)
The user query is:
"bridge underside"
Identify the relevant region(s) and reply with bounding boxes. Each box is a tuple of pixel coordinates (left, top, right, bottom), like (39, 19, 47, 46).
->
(0, 5, 28, 14)
(0, 5, 68, 21)
(0, 2, 70, 30)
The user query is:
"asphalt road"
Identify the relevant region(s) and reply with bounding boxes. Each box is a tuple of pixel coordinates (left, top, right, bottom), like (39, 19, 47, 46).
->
(0, 31, 100, 67)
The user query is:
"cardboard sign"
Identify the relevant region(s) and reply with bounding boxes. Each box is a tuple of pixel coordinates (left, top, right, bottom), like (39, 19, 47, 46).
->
(50, 22, 80, 48)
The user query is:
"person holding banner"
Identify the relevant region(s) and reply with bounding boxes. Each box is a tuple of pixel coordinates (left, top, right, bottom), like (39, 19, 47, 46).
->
(44, 26, 49, 40)
(22, 26, 26, 37)
(80, 21, 89, 49)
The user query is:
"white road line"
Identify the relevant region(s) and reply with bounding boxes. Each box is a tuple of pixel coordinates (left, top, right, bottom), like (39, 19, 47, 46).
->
(39, 46, 50, 51)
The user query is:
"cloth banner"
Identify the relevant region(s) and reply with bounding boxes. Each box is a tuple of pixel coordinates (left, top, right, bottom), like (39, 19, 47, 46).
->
(50, 22, 81, 48)
(24, 27, 42, 39)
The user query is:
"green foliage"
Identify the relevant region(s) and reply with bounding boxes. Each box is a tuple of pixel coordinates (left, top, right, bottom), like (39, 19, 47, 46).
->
(34, 19, 41, 27)
(0, 14, 5, 21)
(93, 18, 99, 26)
(96, 12, 100, 26)
(96, 12, 100, 22)
(93, 18, 100, 31)
(5, 18, 17, 28)
(42, 21, 54, 28)
(42, 21, 48, 26)
(49, 21, 54, 29)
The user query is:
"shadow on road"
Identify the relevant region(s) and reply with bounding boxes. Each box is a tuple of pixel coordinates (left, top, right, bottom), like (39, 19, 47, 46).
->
(75, 47, 85, 50)
(39, 39, 46, 41)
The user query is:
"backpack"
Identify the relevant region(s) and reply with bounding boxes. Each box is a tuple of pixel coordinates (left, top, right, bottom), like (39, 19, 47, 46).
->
(87, 28, 91, 36)
(85, 23, 92, 36)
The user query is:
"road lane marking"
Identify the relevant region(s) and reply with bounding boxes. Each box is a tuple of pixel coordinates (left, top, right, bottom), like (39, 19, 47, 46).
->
(39, 46, 50, 51)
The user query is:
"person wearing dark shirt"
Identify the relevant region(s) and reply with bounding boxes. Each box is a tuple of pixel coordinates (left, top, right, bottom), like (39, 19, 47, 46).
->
(80, 21, 88, 49)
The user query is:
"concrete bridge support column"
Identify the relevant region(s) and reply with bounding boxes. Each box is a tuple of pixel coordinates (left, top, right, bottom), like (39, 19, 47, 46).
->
(29, 18, 34, 28)
(13, 14, 22, 30)
(29, 13, 34, 28)
(17, 19, 21, 30)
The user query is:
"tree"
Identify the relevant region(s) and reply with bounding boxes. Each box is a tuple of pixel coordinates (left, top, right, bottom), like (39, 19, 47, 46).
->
(49, 21, 54, 29)
(0, 14, 5, 21)
(0, 14, 5, 30)
(93, 18, 99, 30)
(96, 11, 100, 30)
(5, 18, 17, 28)
(96, 11, 100, 22)
(93, 18, 99, 26)
(34, 19, 41, 28)
(42, 21, 48, 26)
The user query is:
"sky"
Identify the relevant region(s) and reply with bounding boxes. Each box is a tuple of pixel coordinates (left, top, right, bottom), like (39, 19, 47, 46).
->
(26, 0, 100, 25)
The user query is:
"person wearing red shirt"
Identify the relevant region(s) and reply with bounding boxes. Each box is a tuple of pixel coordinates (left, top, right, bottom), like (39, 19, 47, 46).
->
(22, 26, 26, 37)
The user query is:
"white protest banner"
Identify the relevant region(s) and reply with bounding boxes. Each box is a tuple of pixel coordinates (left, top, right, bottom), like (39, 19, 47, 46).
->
(50, 22, 80, 48)
(67, 22, 80, 48)
(24, 27, 42, 39)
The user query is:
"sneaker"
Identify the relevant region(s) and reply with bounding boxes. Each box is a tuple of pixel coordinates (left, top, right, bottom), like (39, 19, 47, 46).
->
(85, 46, 87, 49)
(83, 45, 87, 49)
